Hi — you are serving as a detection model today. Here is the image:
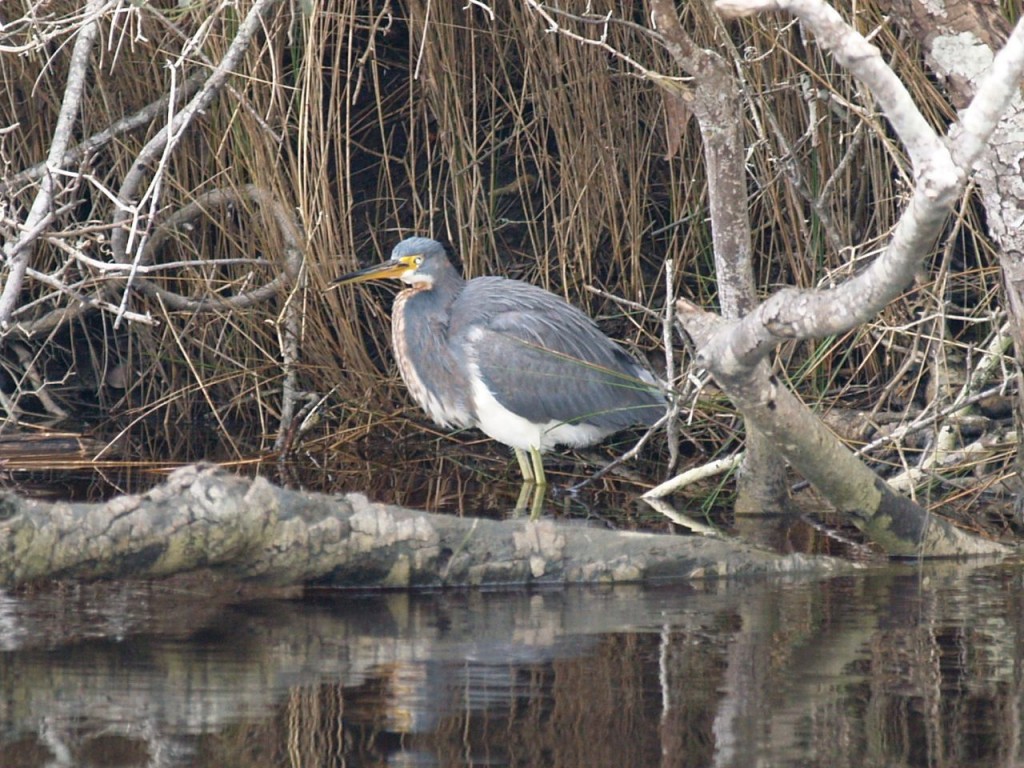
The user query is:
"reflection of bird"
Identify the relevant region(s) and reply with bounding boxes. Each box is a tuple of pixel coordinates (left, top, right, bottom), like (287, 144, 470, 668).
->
(334, 237, 664, 486)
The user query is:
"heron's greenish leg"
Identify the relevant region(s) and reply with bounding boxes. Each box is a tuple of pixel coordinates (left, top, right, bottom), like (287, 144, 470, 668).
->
(515, 448, 535, 482)
(529, 446, 547, 486)
(528, 483, 545, 520)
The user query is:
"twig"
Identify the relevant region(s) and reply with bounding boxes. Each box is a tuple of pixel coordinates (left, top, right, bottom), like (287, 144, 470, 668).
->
(568, 411, 672, 492)
(64, 249, 272, 275)
(128, 185, 304, 313)
(108, 0, 280, 268)
(663, 258, 680, 473)
(857, 382, 1016, 460)
(0, 71, 206, 196)
(274, 252, 307, 458)
(787, 380, 1018, 493)
(523, 0, 680, 83)
(583, 284, 662, 320)
(642, 452, 744, 500)
(10, 343, 69, 419)
(0, 0, 107, 328)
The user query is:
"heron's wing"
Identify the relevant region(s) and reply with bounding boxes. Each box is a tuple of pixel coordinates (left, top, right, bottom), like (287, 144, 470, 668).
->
(451, 278, 663, 429)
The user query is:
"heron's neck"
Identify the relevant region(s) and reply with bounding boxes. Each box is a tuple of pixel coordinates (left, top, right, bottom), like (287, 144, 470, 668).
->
(413, 268, 464, 309)
(392, 271, 473, 429)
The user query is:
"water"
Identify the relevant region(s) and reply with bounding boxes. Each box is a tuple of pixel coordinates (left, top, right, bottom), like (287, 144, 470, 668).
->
(1, 562, 1022, 767)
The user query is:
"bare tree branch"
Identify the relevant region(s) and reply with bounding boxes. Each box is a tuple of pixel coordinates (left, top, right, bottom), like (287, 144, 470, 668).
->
(0, 71, 206, 197)
(698, 0, 1024, 377)
(0, 0, 107, 328)
(0, 464, 847, 588)
(108, 0, 281, 276)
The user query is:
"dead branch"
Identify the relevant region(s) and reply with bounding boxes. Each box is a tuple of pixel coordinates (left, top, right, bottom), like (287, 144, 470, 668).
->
(107, 0, 281, 275)
(0, 0, 106, 328)
(0, 465, 848, 589)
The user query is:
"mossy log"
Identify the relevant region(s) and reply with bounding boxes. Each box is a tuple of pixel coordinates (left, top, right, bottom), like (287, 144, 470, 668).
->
(0, 465, 846, 589)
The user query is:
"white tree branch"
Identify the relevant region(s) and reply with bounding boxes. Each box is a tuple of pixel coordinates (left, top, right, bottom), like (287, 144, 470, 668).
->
(0, 0, 108, 328)
(108, 0, 281, 268)
(716, 0, 953, 176)
(699, 2, 1024, 376)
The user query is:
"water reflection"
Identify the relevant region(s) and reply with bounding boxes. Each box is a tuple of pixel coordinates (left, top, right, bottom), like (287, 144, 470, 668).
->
(0, 563, 1022, 766)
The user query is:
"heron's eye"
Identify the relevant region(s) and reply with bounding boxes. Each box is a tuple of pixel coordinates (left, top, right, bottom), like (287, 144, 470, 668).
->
(413, 256, 424, 268)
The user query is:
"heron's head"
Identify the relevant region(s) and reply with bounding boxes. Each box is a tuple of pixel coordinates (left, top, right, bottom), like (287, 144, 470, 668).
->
(334, 237, 453, 290)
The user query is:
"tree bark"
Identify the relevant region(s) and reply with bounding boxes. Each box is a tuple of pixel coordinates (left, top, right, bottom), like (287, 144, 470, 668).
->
(673, 0, 1024, 555)
(648, 0, 791, 514)
(0, 465, 847, 589)
(679, 299, 1007, 556)
(877, 0, 1024, 509)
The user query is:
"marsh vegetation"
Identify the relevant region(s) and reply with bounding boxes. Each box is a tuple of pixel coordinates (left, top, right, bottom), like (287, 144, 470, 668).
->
(1, 0, 1023, 552)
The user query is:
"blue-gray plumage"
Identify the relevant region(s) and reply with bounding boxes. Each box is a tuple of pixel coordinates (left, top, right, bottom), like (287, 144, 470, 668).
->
(334, 236, 664, 484)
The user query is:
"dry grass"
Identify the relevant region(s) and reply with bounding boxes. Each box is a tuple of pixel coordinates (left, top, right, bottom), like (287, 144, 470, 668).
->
(0, 0, 1015, 520)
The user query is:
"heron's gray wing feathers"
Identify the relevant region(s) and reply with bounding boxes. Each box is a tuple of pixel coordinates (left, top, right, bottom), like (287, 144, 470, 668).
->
(451, 277, 663, 428)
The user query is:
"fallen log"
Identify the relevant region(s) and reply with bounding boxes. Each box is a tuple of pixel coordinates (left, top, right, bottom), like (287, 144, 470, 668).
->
(0, 465, 845, 588)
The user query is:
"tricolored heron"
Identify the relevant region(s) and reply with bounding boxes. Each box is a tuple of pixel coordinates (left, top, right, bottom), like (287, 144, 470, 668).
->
(334, 237, 665, 486)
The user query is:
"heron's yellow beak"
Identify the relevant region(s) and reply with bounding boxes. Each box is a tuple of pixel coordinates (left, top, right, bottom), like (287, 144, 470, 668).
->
(333, 255, 419, 286)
